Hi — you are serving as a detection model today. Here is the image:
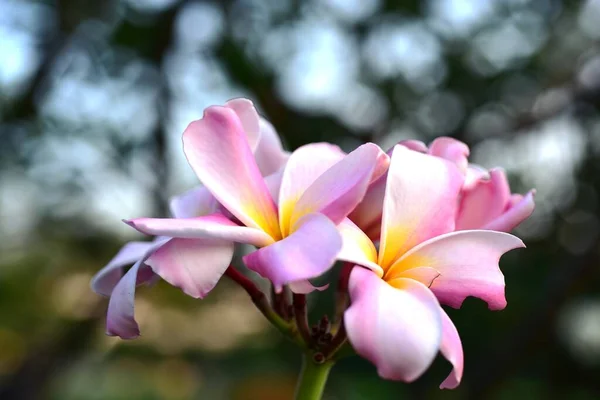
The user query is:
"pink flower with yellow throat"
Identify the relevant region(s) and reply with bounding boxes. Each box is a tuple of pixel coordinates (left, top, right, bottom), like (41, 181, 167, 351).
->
(123, 101, 389, 317)
(337, 145, 528, 388)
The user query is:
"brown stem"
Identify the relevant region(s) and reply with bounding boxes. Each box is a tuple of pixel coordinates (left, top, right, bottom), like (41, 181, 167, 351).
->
(293, 293, 312, 346)
(224, 267, 277, 325)
(225, 266, 308, 348)
(271, 285, 289, 319)
(323, 319, 348, 360)
(281, 285, 291, 320)
(332, 263, 354, 333)
(225, 266, 263, 302)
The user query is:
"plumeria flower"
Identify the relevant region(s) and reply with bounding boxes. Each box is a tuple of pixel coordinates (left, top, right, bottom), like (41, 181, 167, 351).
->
(90, 98, 290, 338)
(349, 137, 535, 240)
(337, 145, 526, 388)
(125, 103, 389, 305)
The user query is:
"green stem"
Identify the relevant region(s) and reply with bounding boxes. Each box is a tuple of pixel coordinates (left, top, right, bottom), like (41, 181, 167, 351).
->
(294, 354, 335, 400)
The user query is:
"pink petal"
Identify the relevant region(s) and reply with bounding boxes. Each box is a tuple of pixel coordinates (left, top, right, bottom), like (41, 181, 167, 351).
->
(225, 98, 261, 151)
(371, 147, 392, 183)
(463, 164, 490, 191)
(347, 143, 416, 237)
(227, 99, 289, 175)
(394, 267, 441, 287)
(243, 213, 342, 290)
(264, 169, 284, 205)
(106, 260, 144, 339)
(428, 137, 470, 173)
(348, 173, 386, 237)
(399, 139, 428, 153)
(91, 241, 157, 297)
(146, 238, 234, 298)
(255, 118, 290, 176)
(482, 190, 536, 232)
(378, 145, 463, 270)
(387, 230, 525, 310)
(183, 106, 280, 239)
(336, 218, 383, 277)
(439, 309, 464, 389)
(169, 186, 218, 219)
(288, 280, 330, 294)
(456, 168, 511, 230)
(278, 143, 346, 237)
(345, 267, 442, 382)
(291, 143, 390, 231)
(508, 193, 523, 207)
(125, 213, 274, 247)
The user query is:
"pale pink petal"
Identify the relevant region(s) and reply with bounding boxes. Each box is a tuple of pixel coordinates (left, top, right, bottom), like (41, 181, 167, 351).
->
(336, 218, 383, 277)
(399, 140, 428, 153)
(278, 143, 345, 237)
(394, 267, 441, 287)
(463, 164, 490, 191)
(371, 148, 392, 183)
(346, 144, 396, 236)
(125, 213, 274, 247)
(508, 193, 523, 207)
(456, 168, 511, 230)
(255, 118, 290, 176)
(106, 260, 144, 339)
(439, 308, 464, 389)
(169, 186, 218, 219)
(428, 137, 470, 173)
(378, 145, 463, 270)
(291, 143, 389, 230)
(482, 190, 536, 232)
(345, 267, 442, 382)
(183, 106, 280, 239)
(243, 213, 342, 290)
(387, 230, 525, 310)
(225, 98, 260, 151)
(227, 99, 289, 175)
(146, 238, 234, 298)
(348, 173, 386, 236)
(288, 280, 330, 294)
(264, 169, 284, 205)
(91, 241, 156, 297)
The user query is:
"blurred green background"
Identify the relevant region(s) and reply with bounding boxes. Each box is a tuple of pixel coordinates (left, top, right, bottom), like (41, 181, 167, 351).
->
(1, 0, 600, 399)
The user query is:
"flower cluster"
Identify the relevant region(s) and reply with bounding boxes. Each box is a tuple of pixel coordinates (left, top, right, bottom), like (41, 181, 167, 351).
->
(91, 98, 534, 389)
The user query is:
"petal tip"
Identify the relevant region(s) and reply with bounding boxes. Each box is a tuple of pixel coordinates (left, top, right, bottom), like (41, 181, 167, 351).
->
(89, 278, 107, 297)
(106, 324, 140, 339)
(197, 106, 239, 132)
(489, 166, 506, 174)
(439, 380, 460, 390)
(226, 97, 254, 108)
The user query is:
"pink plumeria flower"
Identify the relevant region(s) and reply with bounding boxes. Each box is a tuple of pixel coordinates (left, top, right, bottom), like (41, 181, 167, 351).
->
(337, 145, 525, 388)
(125, 103, 389, 303)
(349, 137, 535, 240)
(90, 98, 290, 339)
